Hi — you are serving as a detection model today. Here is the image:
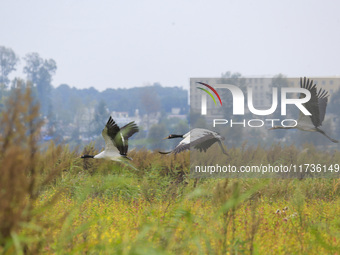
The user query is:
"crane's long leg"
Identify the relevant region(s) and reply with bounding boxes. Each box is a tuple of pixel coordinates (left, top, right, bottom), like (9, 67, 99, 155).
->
(217, 140, 229, 156)
(316, 128, 339, 143)
(121, 158, 139, 170)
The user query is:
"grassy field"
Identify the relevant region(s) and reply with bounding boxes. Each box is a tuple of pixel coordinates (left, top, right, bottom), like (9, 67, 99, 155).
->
(1, 144, 340, 254)
(0, 88, 339, 254)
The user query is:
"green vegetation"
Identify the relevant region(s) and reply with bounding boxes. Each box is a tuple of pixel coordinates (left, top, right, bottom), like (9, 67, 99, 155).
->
(0, 87, 339, 254)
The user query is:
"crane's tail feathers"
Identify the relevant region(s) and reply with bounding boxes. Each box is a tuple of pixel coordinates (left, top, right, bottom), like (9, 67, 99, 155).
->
(158, 151, 172, 154)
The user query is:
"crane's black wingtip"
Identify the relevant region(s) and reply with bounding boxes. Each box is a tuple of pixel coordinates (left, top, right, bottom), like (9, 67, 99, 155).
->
(106, 116, 116, 126)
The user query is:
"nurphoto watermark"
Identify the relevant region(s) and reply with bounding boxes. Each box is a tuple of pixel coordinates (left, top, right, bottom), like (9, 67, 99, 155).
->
(189, 77, 340, 178)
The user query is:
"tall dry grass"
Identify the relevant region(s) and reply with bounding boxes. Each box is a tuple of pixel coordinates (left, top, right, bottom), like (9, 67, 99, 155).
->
(0, 83, 64, 252)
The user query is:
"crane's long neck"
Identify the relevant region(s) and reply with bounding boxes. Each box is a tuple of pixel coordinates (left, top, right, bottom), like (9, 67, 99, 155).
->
(271, 126, 295, 130)
(170, 134, 184, 139)
(81, 154, 94, 158)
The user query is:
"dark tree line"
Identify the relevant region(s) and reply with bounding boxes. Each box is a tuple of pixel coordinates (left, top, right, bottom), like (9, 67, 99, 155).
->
(0, 46, 189, 121)
(51, 83, 188, 120)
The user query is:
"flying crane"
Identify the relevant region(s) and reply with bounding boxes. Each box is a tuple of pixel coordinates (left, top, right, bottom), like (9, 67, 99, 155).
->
(270, 77, 338, 143)
(159, 128, 228, 155)
(81, 116, 139, 164)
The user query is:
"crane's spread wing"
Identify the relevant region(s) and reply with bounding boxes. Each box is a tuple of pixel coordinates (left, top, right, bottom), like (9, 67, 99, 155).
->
(120, 122, 139, 139)
(193, 135, 218, 152)
(102, 117, 139, 155)
(114, 121, 139, 155)
(193, 137, 228, 155)
(316, 87, 328, 125)
(102, 116, 121, 154)
(299, 77, 327, 127)
(171, 136, 191, 154)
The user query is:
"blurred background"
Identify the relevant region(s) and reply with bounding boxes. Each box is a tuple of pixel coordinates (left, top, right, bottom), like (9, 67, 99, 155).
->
(1, 0, 340, 150)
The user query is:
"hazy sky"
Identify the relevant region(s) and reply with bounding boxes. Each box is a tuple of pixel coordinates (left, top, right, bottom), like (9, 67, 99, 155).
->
(1, 0, 340, 90)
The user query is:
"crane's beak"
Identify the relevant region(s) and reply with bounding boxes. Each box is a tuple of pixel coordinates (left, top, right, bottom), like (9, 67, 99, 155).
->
(163, 136, 169, 140)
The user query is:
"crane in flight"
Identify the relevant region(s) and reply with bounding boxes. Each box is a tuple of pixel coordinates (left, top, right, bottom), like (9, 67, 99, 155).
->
(270, 77, 338, 143)
(159, 128, 228, 155)
(81, 116, 139, 166)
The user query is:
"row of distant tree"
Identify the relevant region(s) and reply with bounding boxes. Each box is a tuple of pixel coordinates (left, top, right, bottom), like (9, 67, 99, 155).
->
(0, 45, 189, 149)
(51, 82, 188, 120)
(0, 45, 188, 115)
(1, 45, 339, 149)
(0, 46, 56, 116)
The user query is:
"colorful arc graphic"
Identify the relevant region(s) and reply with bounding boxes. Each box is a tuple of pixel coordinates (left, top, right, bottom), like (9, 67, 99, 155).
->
(196, 87, 217, 105)
(196, 82, 222, 106)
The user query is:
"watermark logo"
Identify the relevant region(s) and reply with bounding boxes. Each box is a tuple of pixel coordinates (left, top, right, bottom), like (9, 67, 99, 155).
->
(190, 77, 340, 179)
(198, 83, 311, 116)
(196, 82, 222, 107)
